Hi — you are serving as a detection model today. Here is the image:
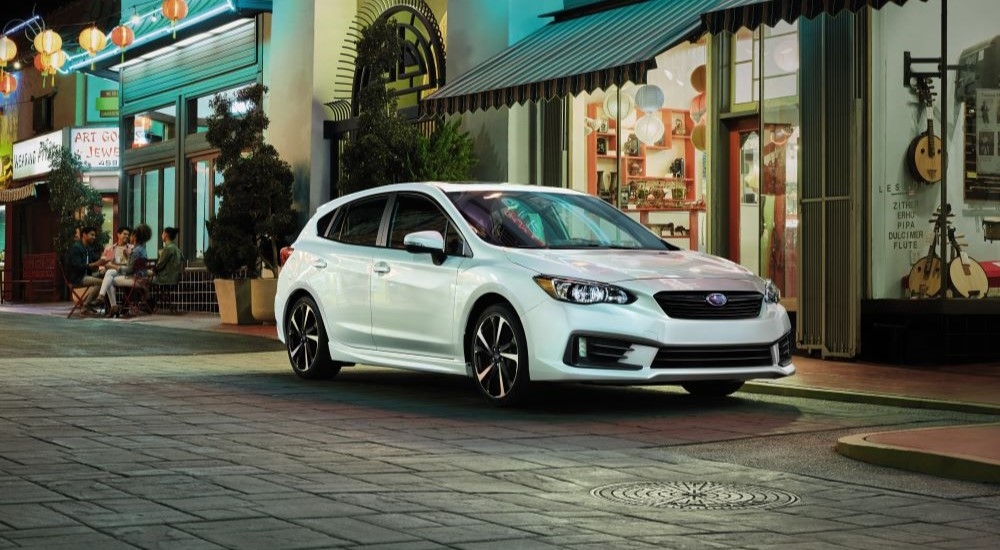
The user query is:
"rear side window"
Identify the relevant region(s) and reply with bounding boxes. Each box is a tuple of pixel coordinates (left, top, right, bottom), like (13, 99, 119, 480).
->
(329, 196, 388, 246)
(317, 210, 337, 238)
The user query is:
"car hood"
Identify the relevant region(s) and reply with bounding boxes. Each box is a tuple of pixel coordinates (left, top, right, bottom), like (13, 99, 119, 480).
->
(504, 248, 754, 283)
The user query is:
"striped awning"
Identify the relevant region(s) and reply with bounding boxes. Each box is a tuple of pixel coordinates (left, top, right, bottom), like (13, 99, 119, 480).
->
(701, 0, 924, 34)
(0, 183, 41, 204)
(423, 0, 751, 115)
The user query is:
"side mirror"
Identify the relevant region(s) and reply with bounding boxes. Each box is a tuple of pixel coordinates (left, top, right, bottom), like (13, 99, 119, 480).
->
(403, 230, 446, 264)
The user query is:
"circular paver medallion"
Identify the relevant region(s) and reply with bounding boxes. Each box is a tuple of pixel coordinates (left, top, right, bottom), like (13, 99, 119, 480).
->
(591, 481, 800, 510)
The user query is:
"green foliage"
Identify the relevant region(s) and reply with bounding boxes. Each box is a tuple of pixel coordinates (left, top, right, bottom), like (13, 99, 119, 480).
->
(203, 83, 297, 279)
(412, 118, 476, 181)
(43, 142, 105, 258)
(340, 17, 421, 195)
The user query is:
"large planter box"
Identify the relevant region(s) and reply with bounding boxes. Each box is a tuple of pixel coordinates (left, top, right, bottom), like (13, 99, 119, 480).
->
(213, 279, 254, 325)
(251, 278, 278, 323)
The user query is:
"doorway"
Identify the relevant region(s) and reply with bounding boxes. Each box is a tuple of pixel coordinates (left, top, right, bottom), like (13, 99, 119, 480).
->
(728, 117, 761, 271)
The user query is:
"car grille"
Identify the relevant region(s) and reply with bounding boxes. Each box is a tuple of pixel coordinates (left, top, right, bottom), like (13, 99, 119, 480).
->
(654, 291, 763, 320)
(652, 332, 793, 369)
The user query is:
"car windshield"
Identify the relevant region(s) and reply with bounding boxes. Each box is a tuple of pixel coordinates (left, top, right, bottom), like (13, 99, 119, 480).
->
(447, 189, 672, 250)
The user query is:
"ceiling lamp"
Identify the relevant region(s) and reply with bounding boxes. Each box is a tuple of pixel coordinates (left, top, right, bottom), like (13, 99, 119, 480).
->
(634, 84, 664, 113)
(34, 29, 63, 55)
(634, 113, 665, 146)
(110, 25, 135, 62)
(79, 26, 108, 69)
(0, 70, 16, 97)
(0, 36, 16, 69)
(603, 85, 634, 121)
(162, 0, 189, 38)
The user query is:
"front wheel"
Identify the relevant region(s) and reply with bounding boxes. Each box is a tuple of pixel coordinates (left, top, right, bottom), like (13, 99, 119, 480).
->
(681, 380, 745, 397)
(469, 304, 530, 405)
(285, 296, 342, 380)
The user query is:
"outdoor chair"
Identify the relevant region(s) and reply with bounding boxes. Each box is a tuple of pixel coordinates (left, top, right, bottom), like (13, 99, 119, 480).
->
(58, 260, 91, 319)
(150, 281, 179, 314)
(117, 258, 152, 317)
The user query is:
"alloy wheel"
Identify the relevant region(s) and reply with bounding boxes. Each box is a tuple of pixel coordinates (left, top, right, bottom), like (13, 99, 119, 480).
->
(472, 309, 522, 400)
(285, 296, 340, 379)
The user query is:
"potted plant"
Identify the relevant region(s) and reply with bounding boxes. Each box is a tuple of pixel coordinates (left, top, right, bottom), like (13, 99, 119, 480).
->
(203, 83, 297, 324)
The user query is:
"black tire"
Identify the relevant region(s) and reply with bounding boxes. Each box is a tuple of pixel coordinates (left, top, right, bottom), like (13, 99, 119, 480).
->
(681, 380, 745, 397)
(469, 303, 530, 405)
(285, 296, 342, 380)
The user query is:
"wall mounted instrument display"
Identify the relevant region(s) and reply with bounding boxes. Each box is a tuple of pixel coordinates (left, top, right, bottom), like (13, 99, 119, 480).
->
(907, 214, 944, 298)
(946, 226, 989, 298)
(906, 76, 943, 184)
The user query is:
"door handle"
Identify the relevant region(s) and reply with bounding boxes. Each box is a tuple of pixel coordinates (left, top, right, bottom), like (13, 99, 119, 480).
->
(312, 259, 327, 269)
(373, 262, 390, 274)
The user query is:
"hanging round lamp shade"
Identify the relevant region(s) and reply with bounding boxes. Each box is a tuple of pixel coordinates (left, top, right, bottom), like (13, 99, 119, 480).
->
(33, 53, 48, 73)
(634, 113, 665, 145)
(602, 86, 634, 121)
(34, 29, 63, 55)
(42, 50, 66, 87)
(110, 25, 135, 61)
(690, 64, 707, 94)
(162, 0, 189, 38)
(0, 71, 17, 97)
(634, 84, 665, 113)
(0, 36, 16, 68)
(691, 122, 707, 151)
(79, 26, 107, 57)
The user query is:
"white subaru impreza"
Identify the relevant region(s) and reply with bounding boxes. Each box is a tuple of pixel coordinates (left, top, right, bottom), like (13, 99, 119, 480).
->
(276, 182, 794, 405)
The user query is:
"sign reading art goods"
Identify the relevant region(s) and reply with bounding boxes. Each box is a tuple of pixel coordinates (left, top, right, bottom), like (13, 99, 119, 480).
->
(13, 127, 119, 179)
(71, 127, 119, 170)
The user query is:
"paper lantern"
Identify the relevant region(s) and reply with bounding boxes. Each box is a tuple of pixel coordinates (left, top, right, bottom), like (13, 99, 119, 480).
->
(690, 64, 706, 94)
(79, 26, 107, 69)
(691, 122, 706, 151)
(162, 0, 189, 38)
(33, 29, 62, 55)
(634, 113, 665, 145)
(41, 50, 66, 87)
(0, 36, 16, 68)
(603, 86, 634, 121)
(0, 71, 16, 97)
(634, 84, 664, 113)
(110, 25, 135, 62)
(689, 92, 706, 125)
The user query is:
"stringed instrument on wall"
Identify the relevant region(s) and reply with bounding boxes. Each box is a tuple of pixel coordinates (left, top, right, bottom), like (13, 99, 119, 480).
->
(906, 77, 943, 184)
(907, 218, 943, 298)
(947, 226, 989, 298)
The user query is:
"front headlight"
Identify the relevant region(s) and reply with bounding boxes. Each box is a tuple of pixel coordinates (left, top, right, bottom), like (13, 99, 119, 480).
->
(764, 278, 781, 304)
(534, 276, 635, 305)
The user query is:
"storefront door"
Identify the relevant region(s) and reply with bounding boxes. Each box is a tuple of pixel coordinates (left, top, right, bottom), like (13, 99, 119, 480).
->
(728, 118, 761, 271)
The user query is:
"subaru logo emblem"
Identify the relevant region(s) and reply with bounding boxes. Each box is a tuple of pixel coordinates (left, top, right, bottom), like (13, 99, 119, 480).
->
(706, 293, 728, 307)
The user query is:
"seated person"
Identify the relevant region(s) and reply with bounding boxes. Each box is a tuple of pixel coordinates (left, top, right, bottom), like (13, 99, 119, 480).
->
(101, 226, 132, 268)
(152, 227, 183, 286)
(67, 226, 109, 314)
(95, 224, 152, 317)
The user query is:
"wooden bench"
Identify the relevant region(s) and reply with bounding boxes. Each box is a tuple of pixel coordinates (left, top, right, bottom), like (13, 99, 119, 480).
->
(0, 252, 59, 302)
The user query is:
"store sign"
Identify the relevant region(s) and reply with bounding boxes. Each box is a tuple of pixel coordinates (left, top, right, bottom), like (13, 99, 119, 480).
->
(71, 127, 119, 170)
(12, 130, 63, 180)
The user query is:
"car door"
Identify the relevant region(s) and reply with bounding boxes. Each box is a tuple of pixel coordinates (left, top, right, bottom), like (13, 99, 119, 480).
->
(315, 194, 389, 351)
(370, 193, 466, 359)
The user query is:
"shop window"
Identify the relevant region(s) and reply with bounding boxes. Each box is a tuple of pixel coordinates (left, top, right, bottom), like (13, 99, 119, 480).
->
(732, 22, 799, 109)
(188, 84, 253, 134)
(32, 94, 54, 133)
(191, 156, 224, 259)
(127, 165, 176, 255)
(128, 104, 177, 149)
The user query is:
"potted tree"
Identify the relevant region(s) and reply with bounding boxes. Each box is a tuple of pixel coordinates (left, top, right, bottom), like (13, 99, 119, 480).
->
(203, 83, 297, 324)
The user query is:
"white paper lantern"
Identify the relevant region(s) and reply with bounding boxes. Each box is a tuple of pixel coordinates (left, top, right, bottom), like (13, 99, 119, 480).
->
(634, 113, 665, 145)
(603, 86, 634, 120)
(634, 84, 664, 113)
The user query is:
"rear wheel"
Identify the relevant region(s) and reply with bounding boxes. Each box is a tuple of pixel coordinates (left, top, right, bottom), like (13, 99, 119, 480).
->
(469, 304, 530, 405)
(285, 296, 341, 380)
(681, 380, 744, 397)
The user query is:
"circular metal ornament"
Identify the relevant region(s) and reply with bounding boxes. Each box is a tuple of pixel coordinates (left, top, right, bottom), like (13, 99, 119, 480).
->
(591, 481, 800, 510)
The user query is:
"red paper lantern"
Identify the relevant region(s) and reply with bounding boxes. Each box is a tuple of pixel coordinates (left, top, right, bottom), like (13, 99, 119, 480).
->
(0, 71, 17, 97)
(110, 25, 135, 62)
(689, 92, 706, 125)
(161, 0, 189, 38)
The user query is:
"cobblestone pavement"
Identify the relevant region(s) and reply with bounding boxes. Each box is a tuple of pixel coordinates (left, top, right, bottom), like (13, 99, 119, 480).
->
(2, 343, 999, 549)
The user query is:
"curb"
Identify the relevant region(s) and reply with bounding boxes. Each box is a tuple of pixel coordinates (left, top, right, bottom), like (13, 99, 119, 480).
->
(836, 427, 1000, 483)
(742, 381, 1000, 416)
